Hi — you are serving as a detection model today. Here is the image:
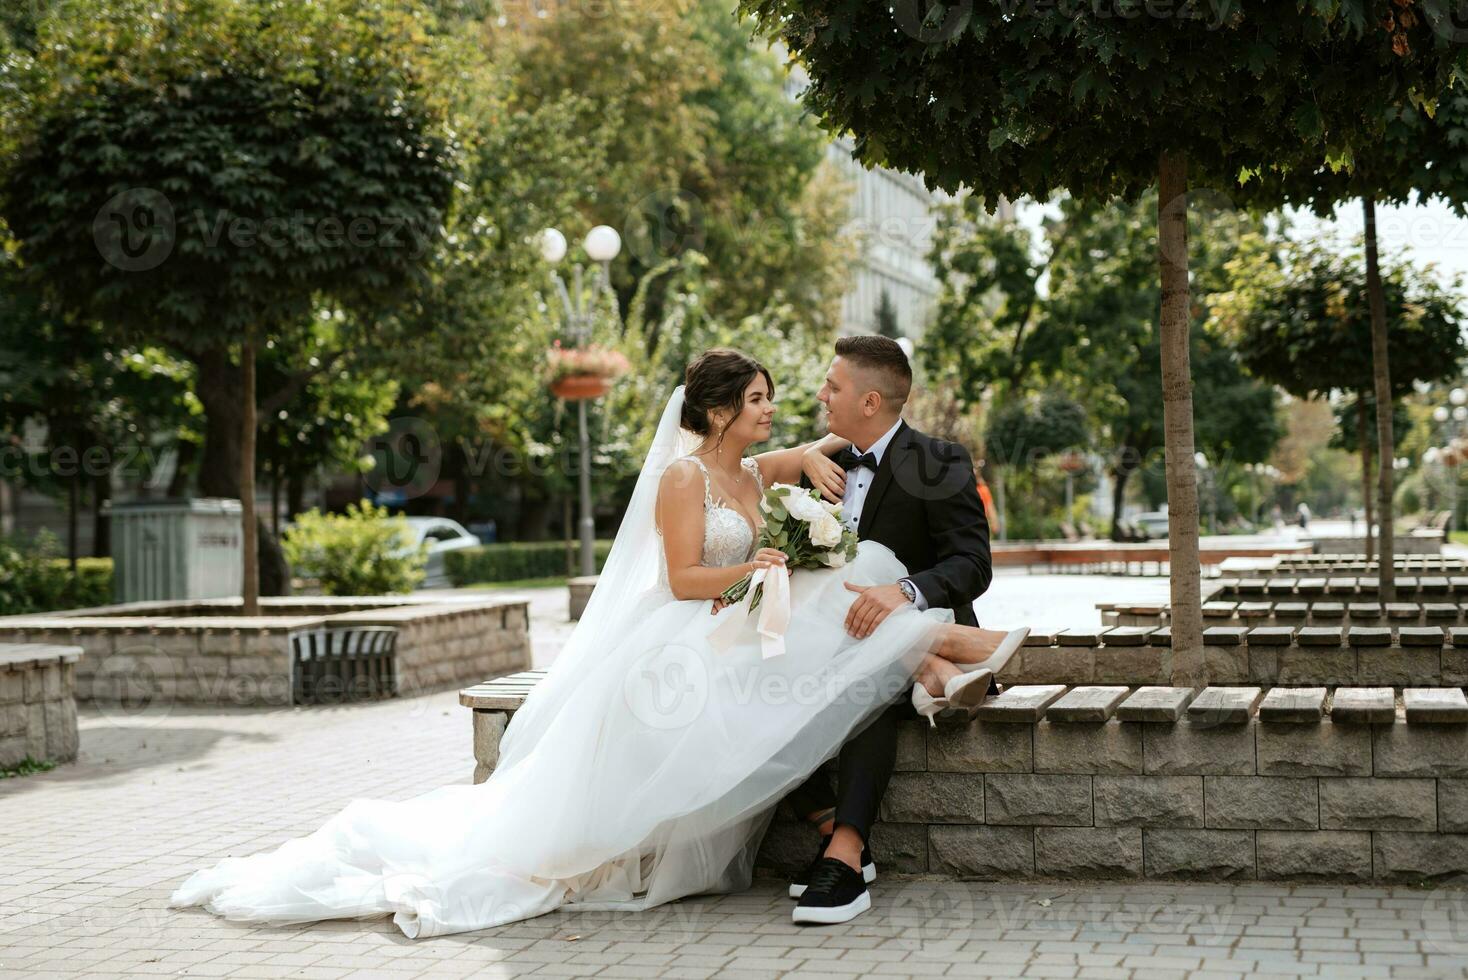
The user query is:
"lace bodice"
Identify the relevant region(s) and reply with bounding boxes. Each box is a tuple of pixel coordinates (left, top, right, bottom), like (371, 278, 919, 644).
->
(657, 456, 763, 590)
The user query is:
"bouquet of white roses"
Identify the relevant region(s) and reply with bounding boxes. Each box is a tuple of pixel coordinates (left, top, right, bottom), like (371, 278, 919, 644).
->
(719, 483, 859, 611)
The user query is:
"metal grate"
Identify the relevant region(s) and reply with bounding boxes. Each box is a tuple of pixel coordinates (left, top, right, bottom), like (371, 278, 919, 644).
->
(289, 626, 398, 705)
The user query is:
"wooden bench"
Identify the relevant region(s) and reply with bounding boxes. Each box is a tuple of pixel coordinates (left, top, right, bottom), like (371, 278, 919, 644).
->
(459, 670, 546, 782)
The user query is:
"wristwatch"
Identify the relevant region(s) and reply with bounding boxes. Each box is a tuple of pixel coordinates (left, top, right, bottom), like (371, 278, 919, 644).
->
(897, 579, 918, 604)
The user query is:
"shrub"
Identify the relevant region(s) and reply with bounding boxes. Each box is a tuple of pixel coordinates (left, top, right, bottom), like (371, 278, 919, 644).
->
(446, 540, 612, 585)
(0, 531, 113, 615)
(282, 500, 426, 596)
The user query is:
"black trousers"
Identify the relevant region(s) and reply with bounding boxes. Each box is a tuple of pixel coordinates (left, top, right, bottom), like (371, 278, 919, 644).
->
(785, 691, 916, 842)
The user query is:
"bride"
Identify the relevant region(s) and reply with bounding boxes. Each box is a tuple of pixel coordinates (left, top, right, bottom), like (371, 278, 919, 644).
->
(169, 347, 1026, 937)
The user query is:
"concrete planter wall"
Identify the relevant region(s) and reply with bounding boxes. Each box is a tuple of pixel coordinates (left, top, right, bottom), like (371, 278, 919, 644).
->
(0, 644, 80, 767)
(0, 595, 530, 707)
(755, 685, 1468, 884)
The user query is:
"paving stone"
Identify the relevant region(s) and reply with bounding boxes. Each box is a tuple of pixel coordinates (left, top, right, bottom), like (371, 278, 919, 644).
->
(1186, 686, 1262, 724)
(1093, 775, 1203, 828)
(1204, 775, 1318, 830)
(1033, 720, 1142, 774)
(928, 720, 1031, 773)
(1311, 601, 1346, 620)
(1202, 627, 1247, 646)
(1403, 687, 1468, 724)
(1034, 827, 1143, 879)
(1256, 831, 1372, 883)
(1257, 687, 1325, 723)
(1055, 628, 1102, 646)
(1373, 725, 1468, 777)
(1142, 829, 1255, 880)
(1146, 626, 1172, 646)
(1319, 778, 1437, 832)
(1330, 686, 1396, 725)
(1296, 627, 1344, 646)
(975, 684, 1067, 722)
(1043, 685, 1129, 722)
(927, 825, 1033, 878)
(1256, 720, 1371, 777)
(879, 773, 985, 824)
(984, 773, 1093, 826)
(1348, 626, 1393, 647)
(1245, 627, 1294, 646)
(1142, 721, 1255, 776)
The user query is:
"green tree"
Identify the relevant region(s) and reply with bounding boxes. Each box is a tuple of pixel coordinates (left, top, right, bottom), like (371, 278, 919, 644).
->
(1235, 79, 1468, 596)
(1209, 234, 1467, 552)
(509, 0, 852, 333)
(740, 0, 1462, 683)
(874, 289, 900, 339)
(0, 0, 460, 613)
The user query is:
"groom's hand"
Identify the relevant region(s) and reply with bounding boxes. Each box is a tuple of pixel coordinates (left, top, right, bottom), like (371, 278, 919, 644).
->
(843, 582, 909, 638)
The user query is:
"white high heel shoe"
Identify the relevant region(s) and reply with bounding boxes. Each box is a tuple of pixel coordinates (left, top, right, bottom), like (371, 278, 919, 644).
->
(910, 684, 947, 727)
(943, 628, 1032, 716)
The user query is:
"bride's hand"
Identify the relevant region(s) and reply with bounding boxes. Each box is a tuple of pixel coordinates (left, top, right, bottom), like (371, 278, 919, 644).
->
(802, 447, 846, 503)
(751, 548, 788, 570)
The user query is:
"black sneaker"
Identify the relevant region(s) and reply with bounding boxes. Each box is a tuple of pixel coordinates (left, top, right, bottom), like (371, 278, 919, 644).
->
(788, 836, 875, 898)
(791, 857, 871, 925)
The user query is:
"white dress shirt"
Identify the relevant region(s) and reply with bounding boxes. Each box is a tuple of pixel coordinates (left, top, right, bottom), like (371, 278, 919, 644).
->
(841, 418, 929, 610)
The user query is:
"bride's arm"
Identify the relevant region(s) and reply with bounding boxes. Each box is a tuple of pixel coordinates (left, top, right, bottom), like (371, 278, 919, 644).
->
(752, 432, 850, 495)
(657, 460, 786, 601)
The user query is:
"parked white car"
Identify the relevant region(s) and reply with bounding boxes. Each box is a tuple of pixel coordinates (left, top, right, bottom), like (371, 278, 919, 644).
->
(402, 517, 480, 588)
(1131, 511, 1171, 538)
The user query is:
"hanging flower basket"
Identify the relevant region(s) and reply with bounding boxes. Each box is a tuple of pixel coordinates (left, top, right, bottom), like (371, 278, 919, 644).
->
(550, 373, 612, 400)
(546, 342, 629, 401)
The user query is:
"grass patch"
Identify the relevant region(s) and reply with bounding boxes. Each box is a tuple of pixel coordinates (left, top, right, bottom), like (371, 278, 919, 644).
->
(1, 756, 57, 779)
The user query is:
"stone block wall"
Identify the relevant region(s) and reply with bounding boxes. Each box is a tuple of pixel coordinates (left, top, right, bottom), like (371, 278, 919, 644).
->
(0, 644, 80, 766)
(755, 686, 1468, 883)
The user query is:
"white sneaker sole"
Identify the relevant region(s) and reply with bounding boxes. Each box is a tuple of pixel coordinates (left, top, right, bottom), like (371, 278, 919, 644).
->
(792, 889, 872, 925)
(788, 862, 875, 899)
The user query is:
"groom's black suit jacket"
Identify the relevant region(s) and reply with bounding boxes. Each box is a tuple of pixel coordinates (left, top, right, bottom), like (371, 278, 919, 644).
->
(809, 420, 992, 627)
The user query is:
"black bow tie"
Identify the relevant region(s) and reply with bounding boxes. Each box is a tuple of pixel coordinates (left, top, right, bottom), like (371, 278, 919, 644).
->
(836, 448, 879, 472)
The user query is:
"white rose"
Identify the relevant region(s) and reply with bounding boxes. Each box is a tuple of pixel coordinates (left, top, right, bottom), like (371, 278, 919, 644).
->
(821, 549, 847, 569)
(785, 492, 826, 523)
(809, 513, 844, 549)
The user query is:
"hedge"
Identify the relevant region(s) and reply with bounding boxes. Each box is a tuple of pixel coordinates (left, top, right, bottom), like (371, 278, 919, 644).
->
(445, 540, 613, 585)
(0, 535, 113, 615)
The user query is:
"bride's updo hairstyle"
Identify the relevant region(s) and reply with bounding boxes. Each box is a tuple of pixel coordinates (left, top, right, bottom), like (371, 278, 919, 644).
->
(681, 348, 775, 448)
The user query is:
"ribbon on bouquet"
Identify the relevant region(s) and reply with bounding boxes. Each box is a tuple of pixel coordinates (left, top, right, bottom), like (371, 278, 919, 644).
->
(707, 562, 791, 660)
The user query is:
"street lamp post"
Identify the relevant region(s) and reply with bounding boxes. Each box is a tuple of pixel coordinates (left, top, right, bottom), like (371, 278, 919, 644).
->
(541, 225, 622, 577)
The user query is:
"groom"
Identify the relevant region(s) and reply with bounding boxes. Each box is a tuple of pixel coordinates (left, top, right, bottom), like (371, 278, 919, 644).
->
(785, 334, 993, 925)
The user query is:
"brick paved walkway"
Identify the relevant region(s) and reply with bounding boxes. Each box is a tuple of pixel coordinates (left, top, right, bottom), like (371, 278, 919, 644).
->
(5, 570, 1468, 978)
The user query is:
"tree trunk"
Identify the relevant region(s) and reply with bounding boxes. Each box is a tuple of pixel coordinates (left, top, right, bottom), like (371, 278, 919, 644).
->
(166, 439, 195, 499)
(93, 467, 111, 557)
(1360, 399, 1375, 564)
(287, 471, 306, 519)
(1156, 149, 1205, 689)
(1110, 464, 1132, 541)
(1363, 197, 1395, 601)
(67, 473, 78, 572)
(240, 332, 259, 616)
(271, 473, 281, 537)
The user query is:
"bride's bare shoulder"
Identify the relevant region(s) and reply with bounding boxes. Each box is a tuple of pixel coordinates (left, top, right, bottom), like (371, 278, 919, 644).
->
(658, 458, 705, 502)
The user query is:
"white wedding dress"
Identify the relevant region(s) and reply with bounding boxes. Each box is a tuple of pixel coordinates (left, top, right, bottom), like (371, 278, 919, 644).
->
(169, 388, 952, 938)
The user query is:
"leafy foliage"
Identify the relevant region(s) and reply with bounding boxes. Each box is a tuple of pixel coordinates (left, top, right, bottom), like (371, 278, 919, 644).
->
(1208, 234, 1468, 399)
(282, 500, 426, 595)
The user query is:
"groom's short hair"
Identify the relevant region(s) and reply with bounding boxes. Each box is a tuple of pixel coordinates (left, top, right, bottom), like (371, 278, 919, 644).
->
(835, 335, 911, 410)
